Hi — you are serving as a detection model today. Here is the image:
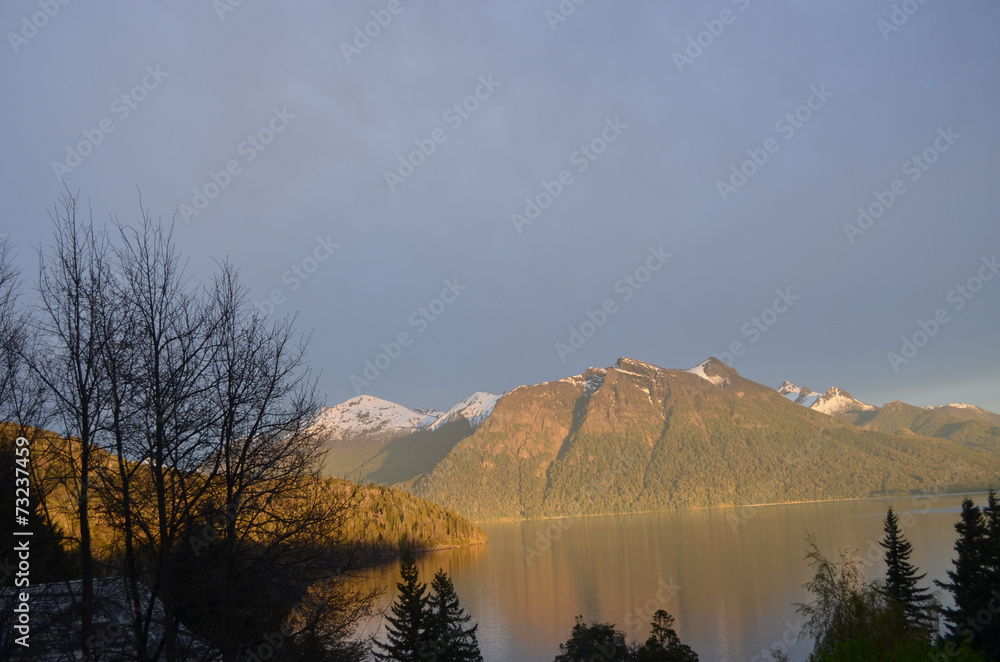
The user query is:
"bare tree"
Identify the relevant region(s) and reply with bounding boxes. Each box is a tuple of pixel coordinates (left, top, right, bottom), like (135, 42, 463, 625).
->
(19, 194, 378, 661)
(181, 263, 380, 661)
(105, 211, 224, 661)
(31, 191, 116, 658)
(0, 235, 46, 436)
(0, 235, 20, 419)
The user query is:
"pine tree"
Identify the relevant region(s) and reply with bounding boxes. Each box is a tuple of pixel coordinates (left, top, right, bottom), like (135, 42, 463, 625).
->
(979, 490, 1000, 658)
(373, 549, 430, 662)
(878, 507, 935, 634)
(634, 609, 699, 661)
(983, 490, 1000, 585)
(936, 497, 990, 649)
(422, 569, 483, 662)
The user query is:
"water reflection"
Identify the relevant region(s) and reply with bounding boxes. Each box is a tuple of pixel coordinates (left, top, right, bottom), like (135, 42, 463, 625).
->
(355, 495, 973, 661)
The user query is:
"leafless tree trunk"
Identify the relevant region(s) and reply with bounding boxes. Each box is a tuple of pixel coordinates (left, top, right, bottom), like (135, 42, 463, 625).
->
(0, 236, 20, 420)
(201, 264, 378, 661)
(31, 192, 115, 658)
(108, 211, 223, 661)
(15, 194, 379, 661)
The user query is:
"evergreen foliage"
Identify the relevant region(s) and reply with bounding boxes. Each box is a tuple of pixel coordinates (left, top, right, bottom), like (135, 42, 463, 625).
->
(374, 553, 483, 662)
(936, 497, 990, 648)
(424, 569, 483, 662)
(936, 494, 1000, 659)
(795, 533, 979, 661)
(878, 507, 935, 634)
(373, 549, 430, 662)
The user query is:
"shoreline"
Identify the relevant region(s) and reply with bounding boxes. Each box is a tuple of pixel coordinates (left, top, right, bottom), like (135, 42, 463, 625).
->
(470, 488, 992, 525)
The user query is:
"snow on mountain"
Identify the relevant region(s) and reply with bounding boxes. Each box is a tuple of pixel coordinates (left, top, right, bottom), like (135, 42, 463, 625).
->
(585, 370, 606, 394)
(810, 387, 876, 416)
(557, 367, 608, 394)
(614, 357, 660, 379)
(430, 391, 500, 431)
(312, 395, 440, 440)
(687, 359, 729, 387)
(777, 381, 821, 407)
(780, 380, 998, 421)
(926, 402, 987, 412)
(777, 380, 799, 395)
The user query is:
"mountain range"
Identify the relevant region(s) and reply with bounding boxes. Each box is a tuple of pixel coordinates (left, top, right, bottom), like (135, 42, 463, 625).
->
(315, 357, 1000, 521)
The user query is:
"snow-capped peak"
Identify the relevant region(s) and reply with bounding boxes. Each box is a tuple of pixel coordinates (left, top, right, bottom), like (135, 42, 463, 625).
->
(430, 391, 500, 431)
(810, 387, 876, 416)
(777, 381, 821, 407)
(687, 359, 729, 387)
(926, 402, 986, 412)
(778, 381, 802, 395)
(312, 395, 438, 440)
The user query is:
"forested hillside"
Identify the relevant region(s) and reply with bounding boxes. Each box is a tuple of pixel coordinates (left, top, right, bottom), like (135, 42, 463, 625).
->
(1, 424, 485, 566)
(391, 358, 1000, 520)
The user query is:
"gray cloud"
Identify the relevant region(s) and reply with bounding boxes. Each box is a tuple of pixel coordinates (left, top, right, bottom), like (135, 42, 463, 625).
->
(2, 0, 998, 411)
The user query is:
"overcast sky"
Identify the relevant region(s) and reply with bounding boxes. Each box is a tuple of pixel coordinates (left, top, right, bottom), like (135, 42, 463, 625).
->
(2, 1, 998, 413)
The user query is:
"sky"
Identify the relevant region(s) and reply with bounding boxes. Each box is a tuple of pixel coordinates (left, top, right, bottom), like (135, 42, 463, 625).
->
(1, 1, 998, 414)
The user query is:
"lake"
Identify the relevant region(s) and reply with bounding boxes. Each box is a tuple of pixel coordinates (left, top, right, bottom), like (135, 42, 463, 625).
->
(355, 493, 977, 661)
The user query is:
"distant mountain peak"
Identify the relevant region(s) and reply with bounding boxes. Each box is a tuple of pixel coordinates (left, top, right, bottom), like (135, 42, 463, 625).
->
(430, 391, 500, 431)
(926, 402, 988, 412)
(811, 387, 876, 415)
(777, 380, 800, 394)
(686, 357, 733, 387)
(777, 381, 821, 407)
(312, 395, 438, 440)
(778, 380, 877, 414)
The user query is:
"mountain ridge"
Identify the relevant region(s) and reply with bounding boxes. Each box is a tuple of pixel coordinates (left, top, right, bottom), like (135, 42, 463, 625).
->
(315, 357, 1000, 521)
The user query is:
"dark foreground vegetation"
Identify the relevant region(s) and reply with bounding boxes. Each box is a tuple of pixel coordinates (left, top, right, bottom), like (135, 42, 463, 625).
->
(778, 493, 1000, 661)
(544, 495, 1000, 662)
(0, 193, 481, 661)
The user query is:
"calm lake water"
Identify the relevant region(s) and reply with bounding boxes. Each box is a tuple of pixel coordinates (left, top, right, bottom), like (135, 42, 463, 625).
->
(356, 494, 976, 661)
